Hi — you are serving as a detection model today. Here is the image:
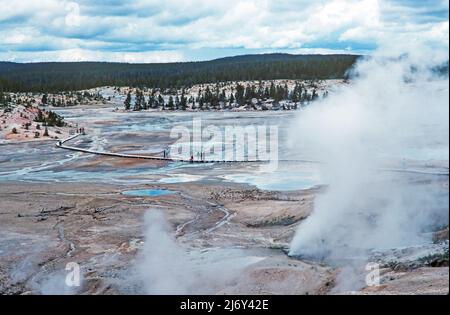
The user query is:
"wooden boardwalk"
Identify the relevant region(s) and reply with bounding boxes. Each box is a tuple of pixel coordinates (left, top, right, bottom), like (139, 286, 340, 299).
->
(56, 134, 449, 175)
(56, 133, 275, 163)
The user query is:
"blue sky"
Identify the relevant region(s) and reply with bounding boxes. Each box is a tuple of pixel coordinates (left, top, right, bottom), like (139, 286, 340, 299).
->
(0, 0, 448, 62)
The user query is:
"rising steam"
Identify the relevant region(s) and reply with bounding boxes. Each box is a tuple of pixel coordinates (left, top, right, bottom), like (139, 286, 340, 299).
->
(289, 47, 449, 261)
(133, 210, 254, 294)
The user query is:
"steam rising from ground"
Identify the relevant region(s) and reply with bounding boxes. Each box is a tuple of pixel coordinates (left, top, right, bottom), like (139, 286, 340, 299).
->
(134, 210, 254, 294)
(289, 48, 449, 261)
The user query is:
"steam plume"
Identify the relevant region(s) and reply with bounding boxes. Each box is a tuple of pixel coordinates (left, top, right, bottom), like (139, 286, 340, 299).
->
(289, 47, 449, 261)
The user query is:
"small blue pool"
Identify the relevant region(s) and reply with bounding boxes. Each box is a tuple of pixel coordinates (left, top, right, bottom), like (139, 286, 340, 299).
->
(121, 189, 176, 197)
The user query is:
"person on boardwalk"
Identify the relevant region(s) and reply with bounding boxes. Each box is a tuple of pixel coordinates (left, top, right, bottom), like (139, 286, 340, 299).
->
(190, 154, 194, 163)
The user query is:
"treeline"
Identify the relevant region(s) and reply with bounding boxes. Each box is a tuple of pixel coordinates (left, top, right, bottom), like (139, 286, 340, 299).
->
(34, 108, 66, 127)
(0, 90, 105, 109)
(40, 91, 106, 107)
(125, 81, 324, 111)
(0, 54, 359, 92)
(0, 90, 10, 108)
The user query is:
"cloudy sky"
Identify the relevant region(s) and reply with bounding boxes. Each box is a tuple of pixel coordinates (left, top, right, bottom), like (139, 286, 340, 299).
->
(0, 0, 448, 63)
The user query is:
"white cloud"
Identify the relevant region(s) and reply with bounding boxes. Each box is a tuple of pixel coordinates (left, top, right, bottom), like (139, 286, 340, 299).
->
(0, 0, 447, 62)
(0, 48, 184, 63)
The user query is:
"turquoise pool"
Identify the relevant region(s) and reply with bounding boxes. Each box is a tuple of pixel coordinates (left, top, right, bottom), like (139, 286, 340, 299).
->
(121, 189, 176, 197)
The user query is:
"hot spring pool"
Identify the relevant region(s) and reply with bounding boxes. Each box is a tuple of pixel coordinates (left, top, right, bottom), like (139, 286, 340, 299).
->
(121, 189, 176, 197)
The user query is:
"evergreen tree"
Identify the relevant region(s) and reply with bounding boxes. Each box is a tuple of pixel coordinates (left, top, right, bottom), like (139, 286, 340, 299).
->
(133, 90, 142, 111)
(141, 91, 147, 110)
(168, 96, 174, 110)
(158, 94, 165, 109)
(190, 96, 196, 110)
(311, 89, 318, 101)
(180, 90, 187, 110)
(220, 89, 226, 102)
(0, 90, 5, 108)
(148, 95, 154, 108)
(244, 85, 253, 103)
(204, 86, 212, 106)
(41, 94, 48, 105)
(292, 82, 300, 103)
(124, 91, 131, 110)
(197, 89, 202, 103)
(261, 86, 266, 99)
(269, 82, 276, 99)
(274, 85, 284, 102)
(235, 83, 245, 106)
(175, 95, 180, 110)
(228, 93, 235, 108)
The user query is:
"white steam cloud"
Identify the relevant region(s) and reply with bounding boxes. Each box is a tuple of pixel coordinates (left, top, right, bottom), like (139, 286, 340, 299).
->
(289, 46, 449, 261)
(133, 210, 254, 294)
